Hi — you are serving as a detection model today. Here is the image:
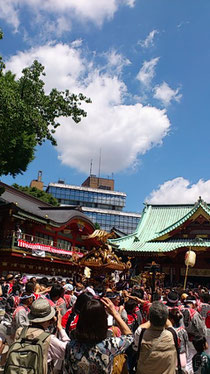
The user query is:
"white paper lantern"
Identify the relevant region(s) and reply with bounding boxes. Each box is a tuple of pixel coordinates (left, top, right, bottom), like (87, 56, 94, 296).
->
(185, 250, 196, 267)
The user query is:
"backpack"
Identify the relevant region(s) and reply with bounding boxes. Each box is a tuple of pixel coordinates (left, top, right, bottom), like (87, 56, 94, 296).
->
(111, 327, 128, 374)
(112, 353, 128, 374)
(4, 326, 50, 374)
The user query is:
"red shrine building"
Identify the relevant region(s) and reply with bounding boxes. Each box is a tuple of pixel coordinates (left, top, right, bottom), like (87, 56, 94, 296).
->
(0, 182, 98, 276)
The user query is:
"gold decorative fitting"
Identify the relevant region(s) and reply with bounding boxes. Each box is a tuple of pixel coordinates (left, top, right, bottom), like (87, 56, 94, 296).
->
(77, 232, 130, 272)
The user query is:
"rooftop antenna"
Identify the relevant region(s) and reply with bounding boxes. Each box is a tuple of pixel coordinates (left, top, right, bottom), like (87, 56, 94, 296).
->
(90, 159, 93, 176)
(98, 148, 102, 181)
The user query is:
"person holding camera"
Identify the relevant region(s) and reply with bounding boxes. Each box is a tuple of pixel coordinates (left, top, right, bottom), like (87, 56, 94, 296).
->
(14, 298, 70, 374)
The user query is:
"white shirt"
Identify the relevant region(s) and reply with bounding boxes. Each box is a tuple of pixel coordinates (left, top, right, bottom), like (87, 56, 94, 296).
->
(47, 328, 70, 362)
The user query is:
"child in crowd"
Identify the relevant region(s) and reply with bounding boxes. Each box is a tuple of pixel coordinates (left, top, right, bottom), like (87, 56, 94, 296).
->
(192, 336, 210, 374)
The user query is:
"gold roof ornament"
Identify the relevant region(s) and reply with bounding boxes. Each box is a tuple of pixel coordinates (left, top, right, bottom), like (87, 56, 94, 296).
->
(87, 229, 115, 244)
(77, 230, 131, 272)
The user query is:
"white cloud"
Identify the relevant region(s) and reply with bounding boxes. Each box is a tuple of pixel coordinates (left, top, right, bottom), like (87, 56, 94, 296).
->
(153, 81, 182, 106)
(147, 178, 210, 204)
(71, 39, 83, 48)
(0, 0, 20, 32)
(104, 50, 131, 75)
(138, 30, 159, 48)
(0, 0, 135, 33)
(6, 43, 171, 174)
(43, 16, 72, 38)
(177, 21, 190, 30)
(137, 57, 160, 88)
(123, 0, 135, 7)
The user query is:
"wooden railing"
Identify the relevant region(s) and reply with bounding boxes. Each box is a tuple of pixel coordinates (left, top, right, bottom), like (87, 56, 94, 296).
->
(0, 231, 84, 259)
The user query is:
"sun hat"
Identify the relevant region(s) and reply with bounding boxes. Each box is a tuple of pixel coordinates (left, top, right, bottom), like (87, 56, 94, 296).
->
(64, 284, 74, 292)
(28, 298, 55, 323)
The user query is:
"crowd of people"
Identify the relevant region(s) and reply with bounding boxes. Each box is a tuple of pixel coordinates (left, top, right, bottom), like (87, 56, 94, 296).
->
(0, 272, 209, 374)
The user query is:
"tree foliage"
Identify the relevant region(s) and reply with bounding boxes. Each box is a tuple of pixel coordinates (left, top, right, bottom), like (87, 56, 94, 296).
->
(94, 222, 101, 229)
(12, 184, 59, 206)
(0, 30, 91, 177)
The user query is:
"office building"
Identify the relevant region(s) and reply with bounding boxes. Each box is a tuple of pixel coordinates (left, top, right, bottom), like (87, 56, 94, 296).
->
(47, 176, 140, 234)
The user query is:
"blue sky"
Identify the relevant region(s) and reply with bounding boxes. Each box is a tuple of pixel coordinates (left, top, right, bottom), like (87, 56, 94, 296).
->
(1, 0, 210, 212)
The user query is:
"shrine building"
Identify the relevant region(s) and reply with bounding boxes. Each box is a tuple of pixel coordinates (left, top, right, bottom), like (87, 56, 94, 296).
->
(0, 182, 97, 276)
(110, 198, 210, 284)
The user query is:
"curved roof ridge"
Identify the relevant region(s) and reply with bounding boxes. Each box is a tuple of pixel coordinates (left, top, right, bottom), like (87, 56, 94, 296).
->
(153, 200, 209, 239)
(110, 229, 138, 243)
(135, 204, 151, 232)
(200, 200, 210, 214)
(111, 204, 151, 245)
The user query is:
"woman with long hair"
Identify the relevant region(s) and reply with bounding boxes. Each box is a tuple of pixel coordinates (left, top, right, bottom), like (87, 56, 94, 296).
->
(64, 297, 133, 373)
(62, 292, 94, 335)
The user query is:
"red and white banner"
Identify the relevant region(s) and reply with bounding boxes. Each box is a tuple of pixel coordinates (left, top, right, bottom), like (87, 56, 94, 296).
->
(18, 239, 84, 258)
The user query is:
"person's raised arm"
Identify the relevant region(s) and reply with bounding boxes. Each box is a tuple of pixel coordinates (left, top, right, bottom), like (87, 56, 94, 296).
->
(123, 290, 145, 305)
(101, 297, 132, 335)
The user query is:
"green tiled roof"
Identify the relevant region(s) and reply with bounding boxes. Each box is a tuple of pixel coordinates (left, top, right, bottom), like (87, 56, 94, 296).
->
(110, 199, 210, 253)
(154, 202, 210, 239)
(122, 240, 210, 253)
